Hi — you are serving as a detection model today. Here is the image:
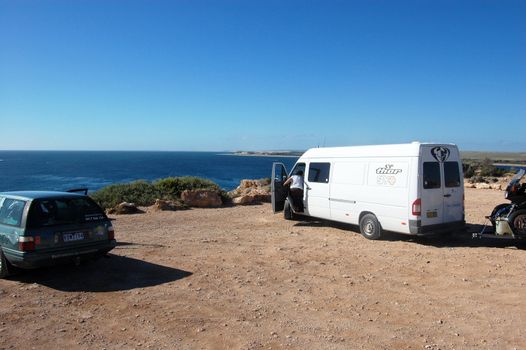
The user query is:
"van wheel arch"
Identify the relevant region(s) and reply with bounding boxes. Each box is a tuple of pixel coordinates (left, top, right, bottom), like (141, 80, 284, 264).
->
(359, 211, 375, 224)
(359, 212, 382, 240)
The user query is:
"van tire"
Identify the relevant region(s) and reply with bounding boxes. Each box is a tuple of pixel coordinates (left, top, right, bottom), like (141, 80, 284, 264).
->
(359, 214, 382, 240)
(284, 200, 297, 221)
(0, 250, 11, 278)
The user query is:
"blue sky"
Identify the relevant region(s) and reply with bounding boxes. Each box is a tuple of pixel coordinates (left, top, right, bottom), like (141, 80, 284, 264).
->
(1, 0, 525, 152)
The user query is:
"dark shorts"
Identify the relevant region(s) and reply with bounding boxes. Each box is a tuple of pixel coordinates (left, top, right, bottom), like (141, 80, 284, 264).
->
(289, 188, 304, 212)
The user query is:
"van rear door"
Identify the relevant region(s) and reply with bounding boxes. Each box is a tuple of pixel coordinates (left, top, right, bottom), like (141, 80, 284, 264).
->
(271, 163, 288, 212)
(421, 158, 444, 226)
(420, 145, 464, 228)
(442, 159, 464, 223)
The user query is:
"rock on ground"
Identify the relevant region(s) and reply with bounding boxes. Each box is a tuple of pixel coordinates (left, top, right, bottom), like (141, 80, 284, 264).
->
(229, 178, 271, 205)
(148, 199, 186, 211)
(106, 202, 142, 215)
(181, 189, 222, 208)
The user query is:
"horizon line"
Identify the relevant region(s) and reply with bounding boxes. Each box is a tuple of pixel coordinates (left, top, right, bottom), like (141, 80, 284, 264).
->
(0, 148, 524, 154)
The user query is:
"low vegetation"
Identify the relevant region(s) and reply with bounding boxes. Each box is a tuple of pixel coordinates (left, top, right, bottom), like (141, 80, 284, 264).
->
(90, 161, 518, 209)
(91, 176, 227, 209)
(462, 158, 507, 178)
(461, 151, 526, 163)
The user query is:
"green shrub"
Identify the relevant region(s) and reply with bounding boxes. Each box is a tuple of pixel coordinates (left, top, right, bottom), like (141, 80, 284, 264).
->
(478, 158, 506, 177)
(462, 159, 506, 178)
(154, 176, 221, 199)
(155, 176, 231, 205)
(91, 180, 161, 209)
(91, 177, 226, 209)
(470, 175, 487, 184)
(462, 162, 476, 178)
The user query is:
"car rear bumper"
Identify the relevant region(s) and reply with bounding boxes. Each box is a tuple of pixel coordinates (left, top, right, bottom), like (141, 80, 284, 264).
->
(408, 220, 465, 235)
(3, 240, 117, 269)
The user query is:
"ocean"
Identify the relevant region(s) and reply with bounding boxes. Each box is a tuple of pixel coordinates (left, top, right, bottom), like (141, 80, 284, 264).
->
(0, 151, 299, 192)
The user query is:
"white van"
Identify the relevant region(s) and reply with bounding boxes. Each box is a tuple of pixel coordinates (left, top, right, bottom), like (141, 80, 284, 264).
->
(271, 142, 465, 239)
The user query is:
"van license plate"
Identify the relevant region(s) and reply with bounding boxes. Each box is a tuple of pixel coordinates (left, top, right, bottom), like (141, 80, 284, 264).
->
(426, 211, 438, 218)
(63, 232, 84, 242)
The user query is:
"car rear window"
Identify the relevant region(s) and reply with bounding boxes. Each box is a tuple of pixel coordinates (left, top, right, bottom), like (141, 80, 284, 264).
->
(0, 198, 26, 227)
(27, 197, 107, 228)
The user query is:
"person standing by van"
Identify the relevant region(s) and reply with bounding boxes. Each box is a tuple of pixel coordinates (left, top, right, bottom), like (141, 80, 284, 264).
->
(284, 170, 304, 212)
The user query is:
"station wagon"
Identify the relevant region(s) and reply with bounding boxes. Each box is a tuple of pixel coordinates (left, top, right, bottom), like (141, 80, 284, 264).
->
(0, 191, 116, 278)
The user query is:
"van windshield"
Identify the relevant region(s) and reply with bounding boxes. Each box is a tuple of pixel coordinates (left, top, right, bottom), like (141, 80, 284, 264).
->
(27, 197, 107, 228)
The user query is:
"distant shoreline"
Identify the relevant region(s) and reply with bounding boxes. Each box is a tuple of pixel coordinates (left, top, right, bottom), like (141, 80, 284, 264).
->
(224, 151, 302, 158)
(226, 150, 526, 162)
(493, 163, 526, 168)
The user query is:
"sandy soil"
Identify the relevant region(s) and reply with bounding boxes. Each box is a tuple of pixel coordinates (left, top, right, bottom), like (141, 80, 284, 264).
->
(1, 188, 525, 350)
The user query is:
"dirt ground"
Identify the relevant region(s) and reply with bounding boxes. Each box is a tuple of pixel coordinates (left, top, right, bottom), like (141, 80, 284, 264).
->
(1, 188, 525, 350)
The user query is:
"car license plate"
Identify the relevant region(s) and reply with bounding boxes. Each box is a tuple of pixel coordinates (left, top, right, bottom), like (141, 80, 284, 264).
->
(63, 232, 85, 242)
(426, 211, 438, 218)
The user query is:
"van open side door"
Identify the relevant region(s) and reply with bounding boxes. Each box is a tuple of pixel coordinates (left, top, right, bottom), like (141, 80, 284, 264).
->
(271, 163, 288, 213)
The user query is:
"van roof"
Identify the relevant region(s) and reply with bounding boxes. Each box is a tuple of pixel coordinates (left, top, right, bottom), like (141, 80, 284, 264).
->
(301, 142, 458, 159)
(0, 191, 85, 201)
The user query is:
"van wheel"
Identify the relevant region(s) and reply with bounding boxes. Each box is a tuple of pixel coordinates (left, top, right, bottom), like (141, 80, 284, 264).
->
(284, 200, 297, 221)
(359, 214, 382, 240)
(0, 250, 12, 278)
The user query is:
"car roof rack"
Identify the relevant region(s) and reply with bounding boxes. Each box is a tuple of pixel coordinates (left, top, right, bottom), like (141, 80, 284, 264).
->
(66, 188, 88, 195)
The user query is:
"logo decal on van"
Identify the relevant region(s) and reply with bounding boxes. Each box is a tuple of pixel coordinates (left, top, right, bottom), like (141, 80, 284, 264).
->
(377, 175, 397, 186)
(431, 147, 450, 162)
(376, 164, 403, 175)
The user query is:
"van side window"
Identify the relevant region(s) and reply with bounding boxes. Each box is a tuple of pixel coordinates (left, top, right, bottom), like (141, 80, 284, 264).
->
(308, 163, 331, 183)
(0, 198, 26, 227)
(444, 162, 461, 187)
(423, 162, 441, 189)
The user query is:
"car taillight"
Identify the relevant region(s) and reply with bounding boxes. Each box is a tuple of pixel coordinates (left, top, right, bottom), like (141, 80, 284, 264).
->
(412, 198, 421, 216)
(18, 236, 35, 251)
(108, 226, 115, 240)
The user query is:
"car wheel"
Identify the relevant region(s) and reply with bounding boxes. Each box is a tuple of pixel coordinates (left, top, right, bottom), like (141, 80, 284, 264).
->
(0, 250, 11, 278)
(284, 200, 297, 221)
(359, 214, 382, 240)
(490, 203, 511, 227)
(510, 209, 526, 237)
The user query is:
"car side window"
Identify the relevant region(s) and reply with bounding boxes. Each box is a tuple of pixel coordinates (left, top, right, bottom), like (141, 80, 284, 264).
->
(308, 162, 331, 183)
(0, 198, 26, 227)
